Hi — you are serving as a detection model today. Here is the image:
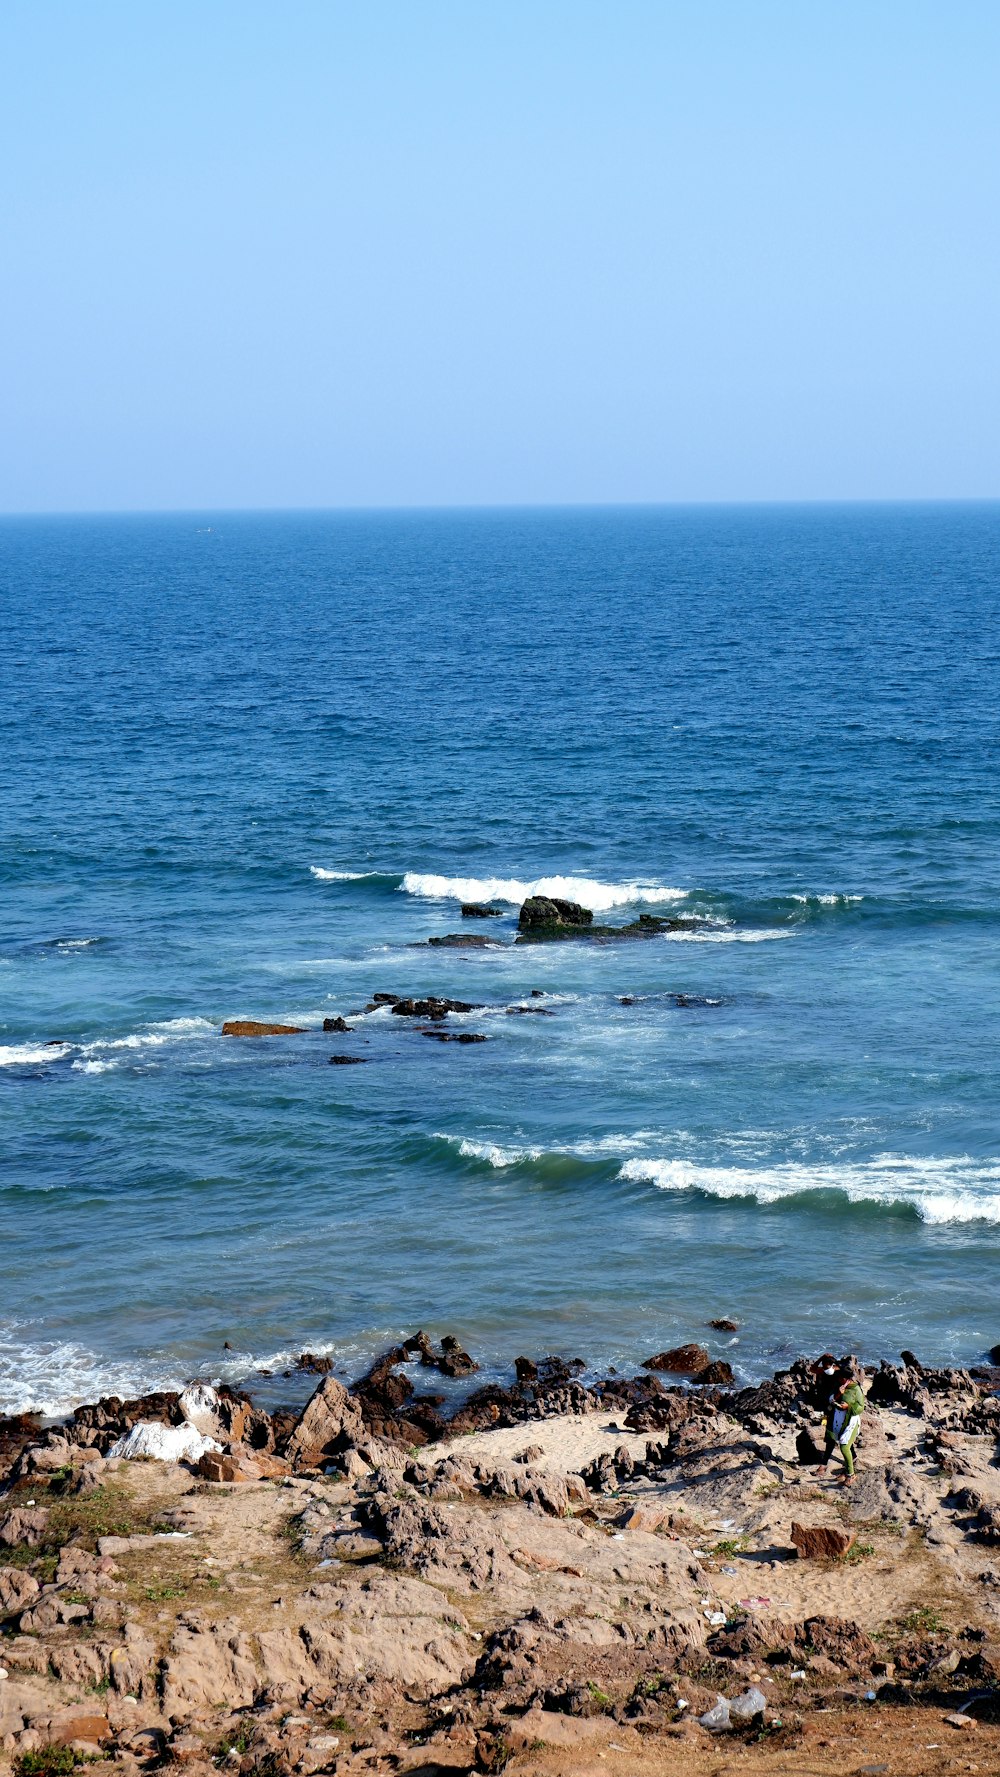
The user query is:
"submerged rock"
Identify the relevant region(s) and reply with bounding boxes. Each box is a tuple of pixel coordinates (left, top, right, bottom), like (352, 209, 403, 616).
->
(390, 996, 479, 1016)
(221, 1020, 306, 1037)
(329, 1053, 367, 1064)
(427, 933, 496, 948)
(461, 902, 504, 917)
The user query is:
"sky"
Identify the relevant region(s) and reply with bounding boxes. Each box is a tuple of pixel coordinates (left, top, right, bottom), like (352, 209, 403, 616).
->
(1, 2, 998, 511)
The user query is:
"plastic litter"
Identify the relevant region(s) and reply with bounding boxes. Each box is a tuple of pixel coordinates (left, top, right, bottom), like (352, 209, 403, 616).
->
(729, 1687, 768, 1722)
(789, 1668, 807, 1680)
(698, 1696, 731, 1732)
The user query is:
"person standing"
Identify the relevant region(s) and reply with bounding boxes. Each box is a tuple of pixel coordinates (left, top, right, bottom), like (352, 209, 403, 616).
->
(816, 1367, 865, 1484)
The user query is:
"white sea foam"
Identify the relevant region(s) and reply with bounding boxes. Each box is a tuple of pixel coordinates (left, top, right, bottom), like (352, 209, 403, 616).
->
(661, 927, 790, 943)
(0, 1043, 71, 1067)
(399, 872, 689, 911)
(789, 893, 863, 906)
(309, 867, 374, 881)
(619, 1154, 1000, 1225)
(457, 1138, 546, 1167)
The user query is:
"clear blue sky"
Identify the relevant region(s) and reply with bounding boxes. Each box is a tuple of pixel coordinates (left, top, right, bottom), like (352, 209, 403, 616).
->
(1, 2, 997, 511)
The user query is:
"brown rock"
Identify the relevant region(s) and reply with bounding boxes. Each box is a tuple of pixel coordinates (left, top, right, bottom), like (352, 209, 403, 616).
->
(0, 1507, 49, 1547)
(49, 1714, 111, 1746)
(322, 1017, 353, 1033)
(790, 1522, 855, 1560)
(617, 1503, 670, 1533)
(643, 1344, 711, 1375)
(0, 1566, 40, 1614)
(221, 1020, 306, 1037)
(709, 1318, 739, 1332)
(695, 1360, 735, 1385)
(284, 1374, 365, 1469)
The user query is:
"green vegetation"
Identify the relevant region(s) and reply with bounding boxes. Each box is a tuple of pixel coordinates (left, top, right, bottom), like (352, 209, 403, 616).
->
(14, 1749, 79, 1777)
(898, 1605, 945, 1636)
(843, 1541, 876, 1563)
(711, 1535, 751, 1558)
(586, 1681, 612, 1709)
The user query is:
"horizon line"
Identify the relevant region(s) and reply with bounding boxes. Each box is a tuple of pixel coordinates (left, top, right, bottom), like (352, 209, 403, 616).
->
(2, 494, 1000, 521)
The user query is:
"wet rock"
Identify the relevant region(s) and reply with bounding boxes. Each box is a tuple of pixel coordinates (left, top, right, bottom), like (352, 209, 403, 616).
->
(709, 1318, 739, 1332)
(322, 1017, 353, 1033)
(643, 1344, 711, 1375)
(695, 1360, 735, 1386)
(295, 1351, 333, 1374)
(461, 903, 504, 918)
(427, 933, 495, 948)
(329, 1053, 367, 1063)
(790, 1523, 855, 1560)
(422, 1030, 489, 1043)
(505, 1003, 556, 1015)
(221, 1020, 306, 1037)
(439, 1335, 479, 1377)
(518, 896, 593, 933)
(390, 996, 478, 1016)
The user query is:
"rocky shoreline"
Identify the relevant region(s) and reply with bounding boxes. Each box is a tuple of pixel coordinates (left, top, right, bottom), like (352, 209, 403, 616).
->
(3, 1335, 1000, 1776)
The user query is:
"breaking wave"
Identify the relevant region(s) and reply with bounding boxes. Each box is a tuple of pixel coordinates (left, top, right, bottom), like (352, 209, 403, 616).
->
(399, 872, 689, 911)
(0, 1042, 72, 1067)
(439, 1134, 1000, 1225)
(620, 1155, 1000, 1226)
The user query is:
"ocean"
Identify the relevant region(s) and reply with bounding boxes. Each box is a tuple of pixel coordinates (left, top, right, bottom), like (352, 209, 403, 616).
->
(2, 502, 1000, 1415)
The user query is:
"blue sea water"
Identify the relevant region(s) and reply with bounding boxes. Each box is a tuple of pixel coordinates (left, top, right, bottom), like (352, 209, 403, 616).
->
(3, 503, 1000, 1415)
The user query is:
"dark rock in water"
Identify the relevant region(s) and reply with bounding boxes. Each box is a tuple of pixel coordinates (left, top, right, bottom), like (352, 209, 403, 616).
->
(530, 988, 545, 996)
(461, 902, 504, 918)
(296, 1351, 334, 1374)
(514, 1356, 538, 1382)
(988, 1343, 1000, 1366)
(900, 1347, 923, 1371)
(391, 996, 479, 1017)
(371, 992, 400, 1004)
(329, 1053, 367, 1064)
(439, 1335, 479, 1376)
(427, 933, 496, 948)
(517, 900, 708, 944)
(709, 1317, 739, 1332)
(643, 1343, 711, 1375)
(505, 1003, 556, 1015)
(322, 1016, 353, 1033)
(222, 1019, 307, 1037)
(695, 1359, 735, 1386)
(518, 895, 593, 933)
(619, 995, 637, 1005)
(421, 1030, 488, 1043)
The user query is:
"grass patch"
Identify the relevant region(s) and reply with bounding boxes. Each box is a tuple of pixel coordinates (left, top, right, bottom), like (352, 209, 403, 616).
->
(15, 1750, 80, 1777)
(586, 1681, 612, 1709)
(711, 1536, 751, 1558)
(843, 1542, 876, 1564)
(898, 1605, 945, 1636)
(215, 1723, 256, 1760)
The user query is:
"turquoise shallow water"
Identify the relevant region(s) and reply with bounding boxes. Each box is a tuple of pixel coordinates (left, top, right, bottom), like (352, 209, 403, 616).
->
(3, 504, 1000, 1412)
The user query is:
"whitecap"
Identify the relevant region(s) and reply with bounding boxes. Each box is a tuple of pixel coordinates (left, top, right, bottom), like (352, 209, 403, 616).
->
(0, 1043, 72, 1067)
(309, 867, 376, 881)
(399, 871, 688, 912)
(662, 928, 791, 943)
(619, 1154, 1000, 1225)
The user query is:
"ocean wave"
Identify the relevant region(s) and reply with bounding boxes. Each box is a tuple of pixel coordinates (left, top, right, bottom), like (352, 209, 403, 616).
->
(619, 1155, 1000, 1225)
(788, 894, 863, 907)
(0, 1042, 72, 1067)
(309, 868, 379, 882)
(399, 872, 689, 911)
(662, 927, 791, 943)
(0, 1322, 341, 1418)
(76, 1017, 216, 1057)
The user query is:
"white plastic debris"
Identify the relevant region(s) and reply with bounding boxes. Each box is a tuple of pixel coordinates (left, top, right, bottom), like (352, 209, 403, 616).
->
(789, 1668, 807, 1680)
(698, 1696, 731, 1732)
(729, 1687, 768, 1722)
(107, 1421, 222, 1463)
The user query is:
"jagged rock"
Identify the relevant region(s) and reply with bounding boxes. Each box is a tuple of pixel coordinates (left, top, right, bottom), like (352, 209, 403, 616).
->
(0, 1507, 49, 1547)
(0, 1568, 40, 1615)
(284, 1374, 365, 1469)
(790, 1523, 855, 1560)
(322, 1017, 353, 1033)
(709, 1318, 739, 1332)
(221, 1020, 306, 1036)
(518, 896, 593, 932)
(423, 1030, 489, 1043)
(461, 903, 503, 917)
(798, 1616, 877, 1669)
(643, 1344, 711, 1375)
(329, 1053, 366, 1064)
(696, 1360, 735, 1386)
